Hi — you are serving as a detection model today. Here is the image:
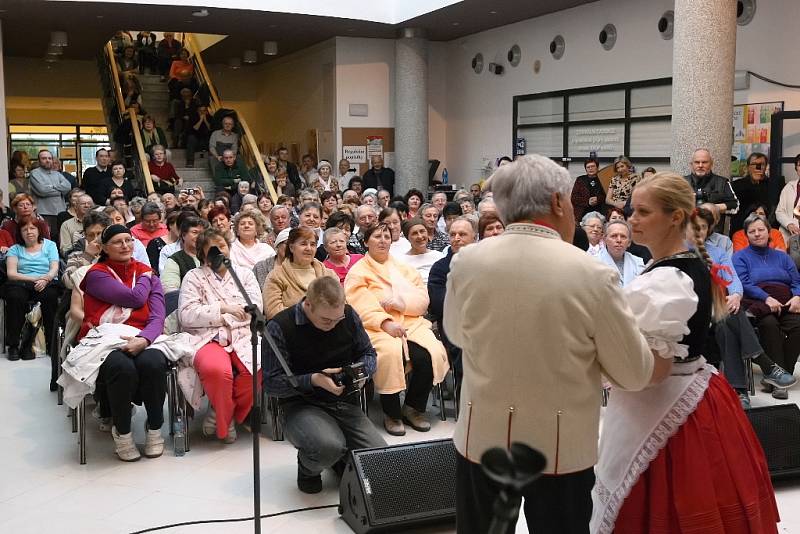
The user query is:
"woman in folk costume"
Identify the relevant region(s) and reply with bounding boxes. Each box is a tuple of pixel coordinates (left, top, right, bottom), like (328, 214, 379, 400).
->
(344, 223, 449, 437)
(591, 172, 779, 533)
(178, 228, 264, 443)
(79, 224, 168, 462)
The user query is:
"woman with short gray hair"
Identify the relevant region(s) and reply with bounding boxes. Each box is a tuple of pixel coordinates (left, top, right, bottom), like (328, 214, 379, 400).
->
(322, 227, 363, 284)
(581, 211, 606, 257)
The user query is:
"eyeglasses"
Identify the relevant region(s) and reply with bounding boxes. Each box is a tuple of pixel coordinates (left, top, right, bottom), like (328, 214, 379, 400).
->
(317, 314, 345, 326)
(107, 238, 134, 247)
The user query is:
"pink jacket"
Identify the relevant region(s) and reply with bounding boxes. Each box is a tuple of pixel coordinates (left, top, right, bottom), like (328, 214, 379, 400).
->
(177, 265, 263, 373)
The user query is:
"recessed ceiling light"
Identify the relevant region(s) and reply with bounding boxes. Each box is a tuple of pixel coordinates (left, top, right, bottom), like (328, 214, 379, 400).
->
(192, 8, 209, 17)
(96, 15, 104, 19)
(489, 10, 497, 14)
(452, 22, 460, 26)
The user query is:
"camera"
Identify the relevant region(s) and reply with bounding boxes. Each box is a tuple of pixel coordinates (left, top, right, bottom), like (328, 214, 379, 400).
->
(330, 362, 367, 395)
(694, 188, 707, 206)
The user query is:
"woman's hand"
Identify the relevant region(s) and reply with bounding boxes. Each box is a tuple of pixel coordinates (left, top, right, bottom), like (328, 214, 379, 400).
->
(311, 368, 345, 396)
(33, 278, 48, 292)
(0, 246, 8, 254)
(381, 319, 406, 338)
(765, 296, 783, 314)
(85, 239, 101, 257)
(726, 293, 742, 314)
(788, 296, 800, 314)
(221, 303, 249, 321)
(120, 335, 148, 356)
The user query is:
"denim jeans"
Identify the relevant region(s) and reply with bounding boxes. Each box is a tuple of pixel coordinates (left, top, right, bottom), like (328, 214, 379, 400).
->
(281, 397, 387, 476)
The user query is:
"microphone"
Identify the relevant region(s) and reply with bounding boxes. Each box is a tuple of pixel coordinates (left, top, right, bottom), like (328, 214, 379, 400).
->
(207, 245, 228, 272)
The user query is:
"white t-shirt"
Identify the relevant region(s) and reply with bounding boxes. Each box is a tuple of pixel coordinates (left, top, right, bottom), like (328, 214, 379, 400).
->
(398, 250, 445, 285)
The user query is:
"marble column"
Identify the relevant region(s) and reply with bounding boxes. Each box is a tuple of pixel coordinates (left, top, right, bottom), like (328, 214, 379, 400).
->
(395, 28, 428, 194)
(0, 20, 8, 198)
(670, 0, 737, 176)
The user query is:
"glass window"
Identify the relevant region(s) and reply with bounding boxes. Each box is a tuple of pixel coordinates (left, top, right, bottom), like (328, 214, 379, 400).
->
(629, 120, 671, 158)
(630, 85, 672, 118)
(517, 97, 563, 125)
(567, 122, 625, 158)
(568, 90, 625, 122)
(517, 126, 562, 157)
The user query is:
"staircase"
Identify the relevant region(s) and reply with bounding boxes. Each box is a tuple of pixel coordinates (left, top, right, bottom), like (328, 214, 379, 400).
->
(137, 74, 215, 194)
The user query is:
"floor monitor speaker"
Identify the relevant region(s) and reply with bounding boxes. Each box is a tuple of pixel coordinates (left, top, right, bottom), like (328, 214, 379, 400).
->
(746, 403, 800, 480)
(338, 439, 457, 533)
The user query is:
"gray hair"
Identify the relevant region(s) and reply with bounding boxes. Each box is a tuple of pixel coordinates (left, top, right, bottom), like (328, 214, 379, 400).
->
(580, 211, 606, 227)
(361, 191, 378, 204)
(742, 213, 769, 234)
(323, 227, 347, 246)
(419, 203, 438, 216)
(128, 196, 147, 212)
(140, 201, 162, 219)
(356, 204, 378, 218)
(477, 197, 496, 213)
(453, 189, 472, 203)
(270, 205, 290, 220)
(450, 215, 477, 235)
(485, 154, 572, 223)
(604, 219, 631, 237)
(300, 189, 319, 201)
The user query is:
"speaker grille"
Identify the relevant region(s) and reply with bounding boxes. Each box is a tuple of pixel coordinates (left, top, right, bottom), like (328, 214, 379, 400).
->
(354, 440, 457, 524)
(746, 404, 800, 478)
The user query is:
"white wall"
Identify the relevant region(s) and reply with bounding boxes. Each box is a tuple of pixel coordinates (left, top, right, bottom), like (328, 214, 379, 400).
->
(443, 0, 800, 183)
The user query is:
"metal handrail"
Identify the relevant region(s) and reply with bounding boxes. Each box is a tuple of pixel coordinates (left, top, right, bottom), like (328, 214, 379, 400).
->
(183, 34, 278, 202)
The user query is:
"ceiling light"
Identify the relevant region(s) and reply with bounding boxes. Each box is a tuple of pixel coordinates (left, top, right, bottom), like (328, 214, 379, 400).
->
(452, 22, 460, 26)
(243, 50, 258, 64)
(263, 41, 278, 55)
(50, 31, 68, 47)
(228, 57, 242, 69)
(192, 9, 209, 17)
(489, 10, 497, 14)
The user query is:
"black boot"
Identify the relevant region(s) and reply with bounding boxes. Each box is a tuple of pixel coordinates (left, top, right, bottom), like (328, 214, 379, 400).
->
(7, 346, 20, 361)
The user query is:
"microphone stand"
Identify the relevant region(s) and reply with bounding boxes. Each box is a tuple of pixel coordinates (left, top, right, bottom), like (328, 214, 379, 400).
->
(212, 255, 297, 534)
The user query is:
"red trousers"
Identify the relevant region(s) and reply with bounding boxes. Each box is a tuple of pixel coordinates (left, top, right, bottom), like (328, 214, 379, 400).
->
(194, 342, 261, 439)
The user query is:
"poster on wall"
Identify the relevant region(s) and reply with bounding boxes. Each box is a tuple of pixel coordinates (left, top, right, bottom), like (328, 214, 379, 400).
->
(732, 101, 783, 177)
(366, 136, 384, 161)
(343, 145, 367, 163)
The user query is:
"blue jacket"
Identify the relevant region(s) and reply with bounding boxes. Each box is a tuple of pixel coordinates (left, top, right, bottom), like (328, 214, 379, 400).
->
(706, 241, 742, 296)
(732, 245, 800, 301)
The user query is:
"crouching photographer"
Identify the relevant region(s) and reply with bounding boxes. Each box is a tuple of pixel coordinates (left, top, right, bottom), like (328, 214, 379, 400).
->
(264, 276, 386, 494)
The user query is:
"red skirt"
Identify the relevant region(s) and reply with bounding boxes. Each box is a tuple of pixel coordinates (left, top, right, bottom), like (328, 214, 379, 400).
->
(614, 373, 779, 534)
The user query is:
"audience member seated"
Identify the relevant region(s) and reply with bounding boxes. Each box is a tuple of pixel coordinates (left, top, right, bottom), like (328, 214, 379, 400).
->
(398, 218, 444, 284)
(9, 161, 30, 201)
(229, 210, 274, 270)
(130, 202, 167, 247)
(376, 189, 391, 210)
(161, 216, 207, 292)
(63, 211, 111, 288)
(344, 223, 449, 436)
(209, 116, 239, 162)
(320, 191, 337, 225)
(110, 30, 133, 55)
(420, 203, 449, 252)
(734, 213, 800, 400)
(312, 160, 338, 193)
(83, 148, 113, 206)
(79, 224, 168, 461)
(404, 189, 424, 220)
(170, 88, 197, 149)
(254, 228, 289, 287)
(297, 202, 323, 244)
(361, 190, 378, 208)
(606, 156, 640, 210)
(732, 204, 786, 252)
(60, 193, 94, 254)
(379, 207, 410, 258)
(213, 149, 249, 195)
(147, 145, 181, 194)
(57, 187, 85, 238)
(185, 105, 212, 167)
(167, 48, 197, 101)
(135, 31, 157, 74)
(103, 161, 136, 202)
(2, 218, 60, 361)
(29, 149, 72, 234)
(2, 194, 51, 242)
(264, 227, 336, 319)
(272, 169, 296, 199)
(157, 32, 181, 81)
(581, 211, 606, 256)
(208, 205, 234, 243)
(264, 277, 386, 493)
(229, 180, 252, 216)
(121, 74, 142, 108)
(731, 152, 772, 234)
(257, 194, 274, 225)
(775, 154, 800, 244)
(118, 45, 138, 73)
(103, 206, 151, 265)
(140, 116, 169, 159)
(693, 208, 795, 408)
(265, 205, 291, 247)
(178, 228, 263, 443)
(594, 220, 643, 287)
(322, 227, 363, 284)
(113, 102, 146, 147)
(478, 212, 505, 239)
(477, 197, 497, 218)
(316, 211, 357, 260)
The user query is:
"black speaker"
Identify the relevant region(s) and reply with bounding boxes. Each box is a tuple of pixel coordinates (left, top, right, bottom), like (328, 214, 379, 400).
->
(338, 439, 457, 533)
(746, 404, 800, 480)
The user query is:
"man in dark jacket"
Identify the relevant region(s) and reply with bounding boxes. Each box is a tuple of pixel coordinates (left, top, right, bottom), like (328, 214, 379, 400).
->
(684, 148, 739, 215)
(277, 146, 303, 191)
(731, 152, 771, 233)
(82, 148, 112, 206)
(362, 155, 395, 197)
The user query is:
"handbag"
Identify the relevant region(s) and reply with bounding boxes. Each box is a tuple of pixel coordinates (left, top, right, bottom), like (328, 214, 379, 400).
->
(18, 302, 42, 358)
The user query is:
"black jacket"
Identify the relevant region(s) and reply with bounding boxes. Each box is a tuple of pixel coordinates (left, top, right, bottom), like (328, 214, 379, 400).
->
(362, 167, 395, 197)
(731, 175, 772, 233)
(684, 172, 739, 213)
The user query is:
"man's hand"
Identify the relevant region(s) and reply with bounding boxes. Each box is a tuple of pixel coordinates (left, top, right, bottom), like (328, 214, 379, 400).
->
(33, 279, 48, 292)
(381, 319, 406, 338)
(312, 368, 345, 396)
(120, 335, 148, 356)
(726, 293, 742, 314)
(789, 223, 800, 236)
(766, 296, 783, 314)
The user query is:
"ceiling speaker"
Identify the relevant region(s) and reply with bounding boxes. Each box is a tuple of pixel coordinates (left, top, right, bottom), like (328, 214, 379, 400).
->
(549, 35, 565, 60)
(471, 53, 484, 74)
(658, 10, 674, 40)
(737, 0, 756, 25)
(507, 44, 521, 67)
(488, 62, 504, 76)
(599, 24, 617, 50)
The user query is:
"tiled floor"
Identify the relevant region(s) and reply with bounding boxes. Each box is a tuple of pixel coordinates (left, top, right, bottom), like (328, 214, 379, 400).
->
(1, 356, 798, 533)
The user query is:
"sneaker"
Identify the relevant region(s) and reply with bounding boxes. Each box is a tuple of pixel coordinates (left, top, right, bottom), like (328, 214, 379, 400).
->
(383, 415, 406, 436)
(760, 381, 774, 393)
(112, 426, 141, 462)
(223, 420, 237, 444)
(144, 422, 165, 458)
(297, 465, 322, 494)
(772, 388, 789, 400)
(202, 408, 216, 438)
(402, 405, 431, 432)
(763, 365, 797, 389)
(738, 391, 751, 410)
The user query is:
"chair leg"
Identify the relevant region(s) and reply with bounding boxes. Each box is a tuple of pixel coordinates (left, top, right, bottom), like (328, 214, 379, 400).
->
(260, 390, 269, 424)
(452, 370, 460, 421)
(71, 406, 77, 433)
(747, 358, 755, 396)
(268, 396, 284, 441)
(78, 397, 86, 465)
(437, 383, 446, 421)
(167, 369, 176, 438)
(360, 387, 368, 416)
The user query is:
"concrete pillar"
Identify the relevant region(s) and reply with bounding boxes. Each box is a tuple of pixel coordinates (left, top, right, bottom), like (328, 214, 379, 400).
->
(0, 20, 8, 199)
(670, 0, 737, 177)
(395, 28, 428, 193)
